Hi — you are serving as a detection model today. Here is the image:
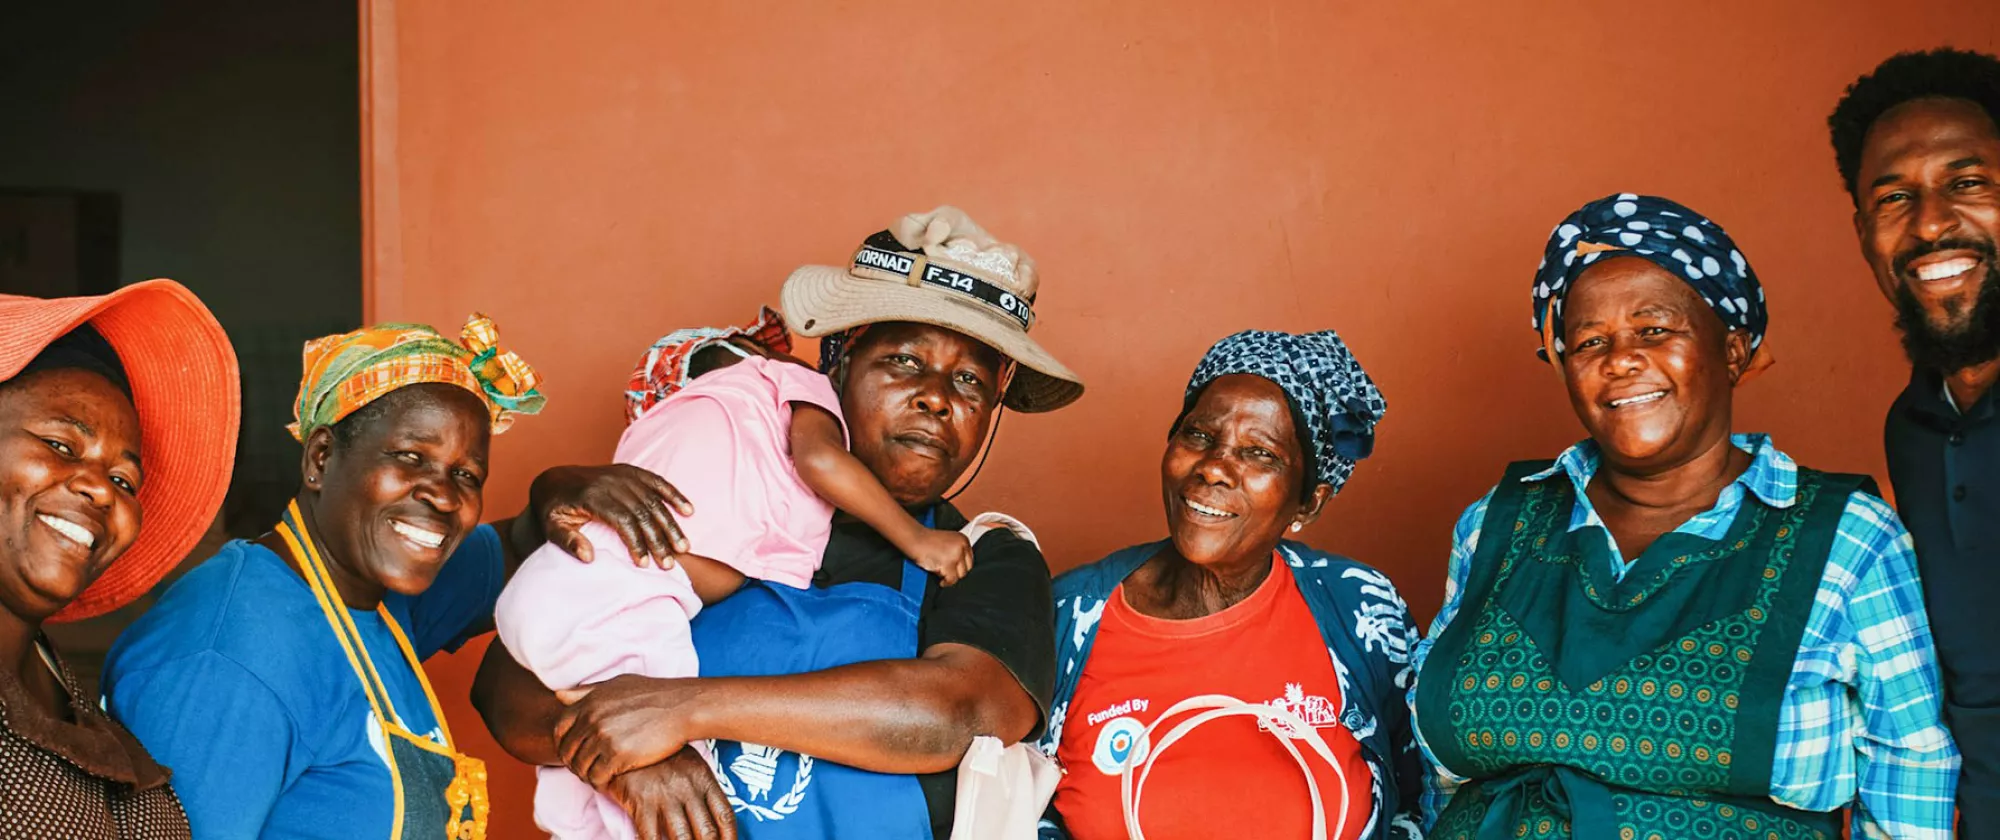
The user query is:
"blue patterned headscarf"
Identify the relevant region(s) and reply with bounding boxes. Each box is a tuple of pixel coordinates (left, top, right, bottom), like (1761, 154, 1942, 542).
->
(1183, 330, 1387, 495)
(1532, 194, 1769, 372)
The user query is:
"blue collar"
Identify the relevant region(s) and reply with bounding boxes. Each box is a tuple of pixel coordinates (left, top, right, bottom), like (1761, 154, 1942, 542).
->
(1520, 433, 1798, 510)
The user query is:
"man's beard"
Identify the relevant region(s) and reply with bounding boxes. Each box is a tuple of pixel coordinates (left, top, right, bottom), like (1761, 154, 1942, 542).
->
(1893, 238, 2000, 374)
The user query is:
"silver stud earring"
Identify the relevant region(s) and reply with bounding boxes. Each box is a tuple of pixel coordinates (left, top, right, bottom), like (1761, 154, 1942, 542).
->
(1290, 522, 1303, 533)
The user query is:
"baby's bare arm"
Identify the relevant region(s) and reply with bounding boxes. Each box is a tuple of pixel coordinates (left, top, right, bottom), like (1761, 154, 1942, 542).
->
(678, 553, 747, 605)
(789, 404, 926, 547)
(788, 404, 972, 584)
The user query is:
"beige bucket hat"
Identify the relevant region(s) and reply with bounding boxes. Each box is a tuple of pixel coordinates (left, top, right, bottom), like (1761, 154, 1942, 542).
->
(781, 206, 1084, 413)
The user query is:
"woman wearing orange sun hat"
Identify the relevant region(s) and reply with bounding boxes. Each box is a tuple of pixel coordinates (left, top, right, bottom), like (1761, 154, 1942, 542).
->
(0, 279, 239, 839)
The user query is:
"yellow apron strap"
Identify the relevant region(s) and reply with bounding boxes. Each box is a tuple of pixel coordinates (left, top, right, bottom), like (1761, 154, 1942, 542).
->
(377, 601, 455, 747)
(278, 500, 486, 840)
(277, 504, 401, 719)
(277, 501, 411, 839)
(276, 508, 396, 724)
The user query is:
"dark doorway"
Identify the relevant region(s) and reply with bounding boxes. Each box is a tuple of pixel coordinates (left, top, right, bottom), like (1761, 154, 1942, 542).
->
(0, 0, 363, 694)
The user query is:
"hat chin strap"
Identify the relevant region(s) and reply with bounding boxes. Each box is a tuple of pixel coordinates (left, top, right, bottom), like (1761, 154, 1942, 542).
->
(941, 358, 1017, 501)
(944, 401, 1005, 502)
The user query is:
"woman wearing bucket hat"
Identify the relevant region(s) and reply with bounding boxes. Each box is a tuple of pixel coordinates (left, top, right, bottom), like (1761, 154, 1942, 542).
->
(101, 316, 704, 840)
(1410, 195, 1958, 840)
(0, 279, 239, 839)
(472, 206, 1083, 840)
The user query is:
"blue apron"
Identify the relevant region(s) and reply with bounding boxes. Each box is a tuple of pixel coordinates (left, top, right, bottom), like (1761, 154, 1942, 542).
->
(276, 503, 489, 840)
(689, 512, 935, 840)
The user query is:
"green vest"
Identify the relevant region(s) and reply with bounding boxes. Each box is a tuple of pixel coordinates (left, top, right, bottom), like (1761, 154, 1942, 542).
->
(1415, 460, 1869, 840)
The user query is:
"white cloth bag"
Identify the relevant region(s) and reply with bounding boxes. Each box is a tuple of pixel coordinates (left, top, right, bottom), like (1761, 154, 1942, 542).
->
(947, 512, 1062, 840)
(950, 735, 1064, 840)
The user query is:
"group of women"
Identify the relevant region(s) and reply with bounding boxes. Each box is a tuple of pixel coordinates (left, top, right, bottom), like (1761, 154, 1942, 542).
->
(0, 194, 1958, 840)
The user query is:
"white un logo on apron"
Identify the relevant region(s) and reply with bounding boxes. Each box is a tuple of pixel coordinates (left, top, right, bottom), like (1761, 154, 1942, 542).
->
(713, 743, 815, 821)
(361, 710, 446, 767)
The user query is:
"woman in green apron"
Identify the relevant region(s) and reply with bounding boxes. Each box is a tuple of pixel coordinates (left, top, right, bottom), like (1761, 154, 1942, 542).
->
(1411, 194, 1959, 840)
(102, 316, 691, 840)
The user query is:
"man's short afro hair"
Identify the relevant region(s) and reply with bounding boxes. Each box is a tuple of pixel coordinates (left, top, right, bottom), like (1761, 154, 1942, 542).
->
(1829, 48, 2000, 202)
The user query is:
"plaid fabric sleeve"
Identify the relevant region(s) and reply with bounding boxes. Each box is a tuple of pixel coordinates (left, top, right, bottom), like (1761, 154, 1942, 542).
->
(1389, 577, 1432, 840)
(1409, 489, 1492, 829)
(1772, 491, 1959, 840)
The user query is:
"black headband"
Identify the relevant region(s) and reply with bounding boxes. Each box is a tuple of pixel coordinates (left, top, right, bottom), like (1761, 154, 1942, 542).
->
(12, 324, 131, 396)
(849, 231, 1035, 330)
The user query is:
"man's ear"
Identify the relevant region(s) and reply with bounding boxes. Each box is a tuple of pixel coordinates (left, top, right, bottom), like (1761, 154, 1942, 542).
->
(828, 355, 850, 391)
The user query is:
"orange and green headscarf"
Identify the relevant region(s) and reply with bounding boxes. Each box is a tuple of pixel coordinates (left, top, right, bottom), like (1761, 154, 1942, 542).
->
(289, 313, 546, 441)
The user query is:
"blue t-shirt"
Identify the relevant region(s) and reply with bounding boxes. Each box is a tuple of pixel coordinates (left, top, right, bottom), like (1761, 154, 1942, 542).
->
(102, 525, 505, 840)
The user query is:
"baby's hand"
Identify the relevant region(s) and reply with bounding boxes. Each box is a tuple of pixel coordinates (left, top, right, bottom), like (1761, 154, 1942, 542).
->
(904, 528, 974, 586)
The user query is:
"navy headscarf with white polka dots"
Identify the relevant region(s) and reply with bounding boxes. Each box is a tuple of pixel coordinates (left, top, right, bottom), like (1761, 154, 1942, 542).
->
(1183, 330, 1387, 496)
(1531, 193, 1767, 365)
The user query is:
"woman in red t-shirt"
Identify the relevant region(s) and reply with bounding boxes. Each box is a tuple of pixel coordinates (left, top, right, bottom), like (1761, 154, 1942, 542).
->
(1040, 330, 1427, 840)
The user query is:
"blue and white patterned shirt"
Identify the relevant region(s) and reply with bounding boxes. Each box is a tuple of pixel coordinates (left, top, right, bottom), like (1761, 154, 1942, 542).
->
(1409, 434, 1959, 840)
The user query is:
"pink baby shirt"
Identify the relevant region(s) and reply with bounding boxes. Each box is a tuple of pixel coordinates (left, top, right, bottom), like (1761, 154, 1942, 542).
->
(493, 354, 845, 840)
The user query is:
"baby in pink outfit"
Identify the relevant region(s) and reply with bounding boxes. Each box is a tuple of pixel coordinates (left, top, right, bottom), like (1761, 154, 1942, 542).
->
(493, 308, 974, 840)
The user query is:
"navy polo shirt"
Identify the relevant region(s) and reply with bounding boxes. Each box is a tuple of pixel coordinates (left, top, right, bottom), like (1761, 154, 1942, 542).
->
(1885, 366, 2000, 836)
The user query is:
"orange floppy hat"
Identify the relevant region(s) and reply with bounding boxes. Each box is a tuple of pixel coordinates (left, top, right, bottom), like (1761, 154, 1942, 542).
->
(0, 279, 240, 622)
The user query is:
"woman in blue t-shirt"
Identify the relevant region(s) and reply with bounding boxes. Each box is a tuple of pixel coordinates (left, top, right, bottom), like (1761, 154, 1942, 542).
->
(103, 317, 686, 840)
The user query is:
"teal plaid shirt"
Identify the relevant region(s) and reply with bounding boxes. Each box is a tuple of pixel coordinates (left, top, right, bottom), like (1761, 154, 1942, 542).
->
(1410, 435, 1959, 840)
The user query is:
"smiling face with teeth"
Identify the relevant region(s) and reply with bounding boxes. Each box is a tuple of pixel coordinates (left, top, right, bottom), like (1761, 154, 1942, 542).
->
(1853, 96, 2000, 373)
(1561, 258, 1751, 471)
(0, 368, 144, 624)
(298, 383, 490, 609)
(1159, 375, 1330, 572)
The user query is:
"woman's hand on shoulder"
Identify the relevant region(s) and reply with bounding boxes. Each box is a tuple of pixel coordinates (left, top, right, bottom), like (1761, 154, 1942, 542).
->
(555, 673, 702, 788)
(529, 463, 695, 568)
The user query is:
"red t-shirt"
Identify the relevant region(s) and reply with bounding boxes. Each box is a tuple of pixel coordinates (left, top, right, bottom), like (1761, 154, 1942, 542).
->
(1052, 557, 1373, 840)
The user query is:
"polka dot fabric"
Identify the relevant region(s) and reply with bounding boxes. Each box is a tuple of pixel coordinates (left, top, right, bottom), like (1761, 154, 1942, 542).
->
(0, 728, 190, 840)
(1531, 194, 1767, 364)
(1, 647, 190, 839)
(1185, 329, 1387, 495)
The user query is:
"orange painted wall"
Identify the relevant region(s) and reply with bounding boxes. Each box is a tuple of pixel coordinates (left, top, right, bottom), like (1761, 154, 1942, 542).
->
(363, 2, 2000, 834)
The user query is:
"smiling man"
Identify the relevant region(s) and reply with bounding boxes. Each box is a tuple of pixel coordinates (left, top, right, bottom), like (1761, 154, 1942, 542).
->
(1831, 48, 2000, 836)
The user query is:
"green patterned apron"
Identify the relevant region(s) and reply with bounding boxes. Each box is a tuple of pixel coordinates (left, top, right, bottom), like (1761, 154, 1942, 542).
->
(1416, 461, 1868, 840)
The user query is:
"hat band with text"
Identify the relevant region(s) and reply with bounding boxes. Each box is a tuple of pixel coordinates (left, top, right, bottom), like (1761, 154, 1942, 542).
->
(847, 231, 1034, 330)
